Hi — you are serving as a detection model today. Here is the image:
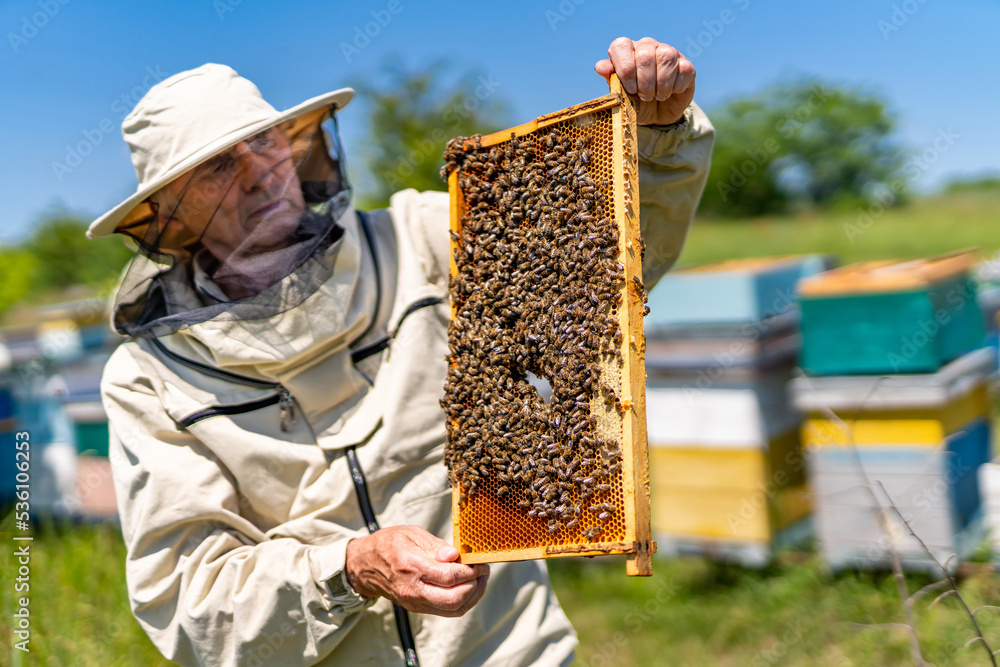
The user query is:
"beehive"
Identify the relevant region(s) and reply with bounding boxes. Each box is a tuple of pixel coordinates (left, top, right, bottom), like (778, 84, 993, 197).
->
(797, 252, 984, 376)
(981, 461, 1000, 562)
(441, 75, 654, 575)
(791, 348, 994, 572)
(645, 255, 834, 327)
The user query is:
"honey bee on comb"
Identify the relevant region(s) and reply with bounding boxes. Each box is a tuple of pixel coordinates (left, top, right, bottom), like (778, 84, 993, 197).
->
(440, 75, 654, 576)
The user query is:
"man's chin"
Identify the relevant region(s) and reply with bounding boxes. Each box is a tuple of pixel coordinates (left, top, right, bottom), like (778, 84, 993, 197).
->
(244, 213, 302, 253)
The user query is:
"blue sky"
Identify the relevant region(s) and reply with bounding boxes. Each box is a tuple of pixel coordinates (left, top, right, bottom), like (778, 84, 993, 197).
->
(2, 0, 998, 243)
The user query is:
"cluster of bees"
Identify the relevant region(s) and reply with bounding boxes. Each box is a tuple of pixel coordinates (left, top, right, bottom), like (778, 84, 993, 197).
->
(440, 125, 629, 539)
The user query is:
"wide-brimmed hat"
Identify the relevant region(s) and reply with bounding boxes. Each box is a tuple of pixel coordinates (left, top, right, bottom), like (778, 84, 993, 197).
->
(87, 63, 354, 239)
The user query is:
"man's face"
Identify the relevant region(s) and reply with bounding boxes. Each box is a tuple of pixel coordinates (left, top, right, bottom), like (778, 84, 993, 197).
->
(155, 127, 306, 261)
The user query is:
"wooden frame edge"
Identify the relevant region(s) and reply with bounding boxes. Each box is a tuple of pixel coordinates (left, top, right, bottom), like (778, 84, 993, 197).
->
(446, 78, 654, 575)
(610, 74, 653, 577)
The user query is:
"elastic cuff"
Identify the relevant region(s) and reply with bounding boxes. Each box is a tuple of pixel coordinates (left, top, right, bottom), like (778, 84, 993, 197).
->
(637, 104, 695, 160)
(307, 540, 376, 613)
(327, 569, 377, 610)
(644, 112, 690, 134)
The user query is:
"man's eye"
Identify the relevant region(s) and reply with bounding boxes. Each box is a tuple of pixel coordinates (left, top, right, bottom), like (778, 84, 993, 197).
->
(202, 156, 235, 177)
(249, 134, 276, 152)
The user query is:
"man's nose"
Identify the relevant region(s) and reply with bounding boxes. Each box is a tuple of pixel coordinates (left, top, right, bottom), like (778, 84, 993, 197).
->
(234, 144, 276, 192)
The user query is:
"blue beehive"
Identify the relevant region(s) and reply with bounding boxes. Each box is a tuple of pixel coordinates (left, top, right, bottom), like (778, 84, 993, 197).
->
(646, 255, 834, 328)
(0, 386, 17, 506)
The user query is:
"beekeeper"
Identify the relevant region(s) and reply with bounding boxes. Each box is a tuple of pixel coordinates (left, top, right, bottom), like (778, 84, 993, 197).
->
(90, 36, 714, 666)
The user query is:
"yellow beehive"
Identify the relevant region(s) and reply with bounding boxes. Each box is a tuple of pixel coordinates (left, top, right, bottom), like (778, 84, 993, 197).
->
(802, 383, 989, 448)
(650, 430, 811, 541)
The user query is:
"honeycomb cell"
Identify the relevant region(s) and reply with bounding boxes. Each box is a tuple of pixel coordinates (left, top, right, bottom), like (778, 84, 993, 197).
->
(441, 98, 642, 558)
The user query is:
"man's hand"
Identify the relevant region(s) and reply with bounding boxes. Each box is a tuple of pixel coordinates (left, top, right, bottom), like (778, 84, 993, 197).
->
(345, 526, 490, 617)
(595, 36, 695, 126)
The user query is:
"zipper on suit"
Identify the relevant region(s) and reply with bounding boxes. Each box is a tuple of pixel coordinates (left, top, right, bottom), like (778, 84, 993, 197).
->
(151, 338, 297, 432)
(149, 210, 381, 435)
(151, 337, 281, 388)
(277, 388, 296, 432)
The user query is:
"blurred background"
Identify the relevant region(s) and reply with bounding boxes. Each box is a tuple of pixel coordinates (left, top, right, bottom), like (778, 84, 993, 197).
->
(2, 0, 999, 664)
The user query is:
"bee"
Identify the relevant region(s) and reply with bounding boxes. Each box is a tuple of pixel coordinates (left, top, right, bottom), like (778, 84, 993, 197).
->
(441, 122, 637, 541)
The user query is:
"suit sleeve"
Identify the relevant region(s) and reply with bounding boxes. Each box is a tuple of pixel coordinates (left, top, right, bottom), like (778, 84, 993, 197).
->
(636, 101, 715, 289)
(101, 345, 374, 667)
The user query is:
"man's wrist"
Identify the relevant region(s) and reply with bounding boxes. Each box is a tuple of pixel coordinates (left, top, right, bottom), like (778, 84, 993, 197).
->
(641, 109, 690, 132)
(344, 536, 377, 599)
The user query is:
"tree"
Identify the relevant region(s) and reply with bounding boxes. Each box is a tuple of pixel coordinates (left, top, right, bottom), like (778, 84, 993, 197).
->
(0, 249, 37, 316)
(700, 78, 907, 217)
(24, 213, 133, 292)
(348, 57, 510, 210)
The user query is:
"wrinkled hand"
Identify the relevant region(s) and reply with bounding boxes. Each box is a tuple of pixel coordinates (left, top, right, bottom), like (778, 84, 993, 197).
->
(595, 36, 696, 126)
(345, 526, 490, 617)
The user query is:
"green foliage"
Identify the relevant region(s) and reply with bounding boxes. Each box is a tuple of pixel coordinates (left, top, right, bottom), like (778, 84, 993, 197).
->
(0, 212, 133, 319)
(24, 214, 133, 292)
(0, 249, 37, 316)
(701, 79, 908, 217)
(348, 57, 510, 210)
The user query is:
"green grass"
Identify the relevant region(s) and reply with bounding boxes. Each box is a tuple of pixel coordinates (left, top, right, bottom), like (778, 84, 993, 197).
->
(548, 553, 1000, 667)
(679, 190, 1000, 267)
(2, 517, 998, 666)
(0, 518, 169, 666)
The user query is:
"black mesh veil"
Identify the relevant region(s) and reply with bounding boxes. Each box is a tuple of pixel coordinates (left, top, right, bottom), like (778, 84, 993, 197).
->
(111, 108, 353, 339)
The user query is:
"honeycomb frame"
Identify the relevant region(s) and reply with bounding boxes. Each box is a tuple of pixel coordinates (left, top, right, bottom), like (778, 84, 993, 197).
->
(446, 75, 654, 576)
